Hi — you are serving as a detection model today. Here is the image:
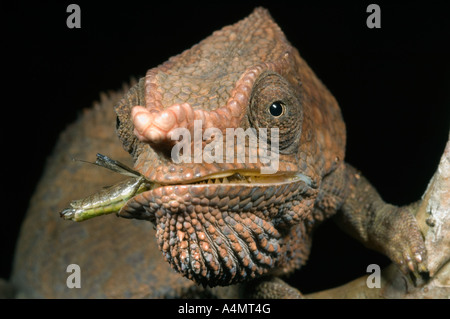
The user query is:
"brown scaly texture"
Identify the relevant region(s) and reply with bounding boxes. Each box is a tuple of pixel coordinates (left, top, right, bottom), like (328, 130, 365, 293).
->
(115, 8, 427, 287)
(12, 7, 428, 298)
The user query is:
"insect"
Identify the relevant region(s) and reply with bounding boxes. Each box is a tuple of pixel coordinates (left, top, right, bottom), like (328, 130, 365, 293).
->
(60, 154, 152, 222)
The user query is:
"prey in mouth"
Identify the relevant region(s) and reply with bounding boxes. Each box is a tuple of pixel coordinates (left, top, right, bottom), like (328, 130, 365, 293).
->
(60, 154, 312, 222)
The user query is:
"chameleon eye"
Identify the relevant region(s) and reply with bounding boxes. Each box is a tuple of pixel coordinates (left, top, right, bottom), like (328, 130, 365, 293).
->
(268, 101, 285, 117)
(249, 71, 303, 153)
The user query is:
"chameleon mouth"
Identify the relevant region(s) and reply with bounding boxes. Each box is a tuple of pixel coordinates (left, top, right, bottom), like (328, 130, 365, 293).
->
(60, 154, 312, 222)
(148, 170, 312, 189)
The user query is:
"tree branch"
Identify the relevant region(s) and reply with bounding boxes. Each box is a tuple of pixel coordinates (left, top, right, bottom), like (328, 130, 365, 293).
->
(306, 131, 450, 298)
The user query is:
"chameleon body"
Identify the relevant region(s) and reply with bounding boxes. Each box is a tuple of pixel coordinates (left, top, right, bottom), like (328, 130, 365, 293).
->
(13, 8, 427, 298)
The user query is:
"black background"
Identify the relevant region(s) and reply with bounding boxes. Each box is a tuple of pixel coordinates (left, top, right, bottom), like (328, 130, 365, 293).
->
(2, 1, 449, 294)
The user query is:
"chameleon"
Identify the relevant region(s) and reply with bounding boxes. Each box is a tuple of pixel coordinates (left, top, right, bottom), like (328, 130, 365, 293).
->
(13, 8, 428, 298)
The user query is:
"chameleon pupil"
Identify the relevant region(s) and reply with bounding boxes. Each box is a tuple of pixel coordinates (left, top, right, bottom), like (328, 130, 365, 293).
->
(269, 101, 284, 117)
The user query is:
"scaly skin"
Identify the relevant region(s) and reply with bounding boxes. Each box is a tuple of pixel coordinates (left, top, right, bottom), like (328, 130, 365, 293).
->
(12, 8, 427, 298)
(112, 8, 427, 289)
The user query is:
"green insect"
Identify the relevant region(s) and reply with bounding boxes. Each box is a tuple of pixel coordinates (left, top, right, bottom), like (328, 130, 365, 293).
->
(60, 154, 151, 222)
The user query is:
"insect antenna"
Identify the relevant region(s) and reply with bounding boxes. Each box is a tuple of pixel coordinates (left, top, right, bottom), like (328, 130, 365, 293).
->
(72, 153, 142, 178)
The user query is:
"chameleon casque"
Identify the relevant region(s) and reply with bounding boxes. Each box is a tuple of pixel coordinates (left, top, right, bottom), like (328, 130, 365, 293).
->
(12, 8, 428, 298)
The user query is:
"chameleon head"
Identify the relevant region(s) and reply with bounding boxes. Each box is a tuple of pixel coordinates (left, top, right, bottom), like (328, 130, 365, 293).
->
(114, 8, 345, 286)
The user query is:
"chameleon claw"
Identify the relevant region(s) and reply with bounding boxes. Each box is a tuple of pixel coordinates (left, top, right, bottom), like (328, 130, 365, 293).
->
(407, 260, 416, 273)
(414, 253, 422, 263)
(418, 263, 428, 274)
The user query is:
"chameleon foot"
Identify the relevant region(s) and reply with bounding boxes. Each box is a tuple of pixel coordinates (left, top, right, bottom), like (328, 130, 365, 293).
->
(373, 206, 428, 282)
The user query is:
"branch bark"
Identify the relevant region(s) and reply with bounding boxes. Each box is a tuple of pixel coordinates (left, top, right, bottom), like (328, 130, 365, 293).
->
(306, 132, 450, 299)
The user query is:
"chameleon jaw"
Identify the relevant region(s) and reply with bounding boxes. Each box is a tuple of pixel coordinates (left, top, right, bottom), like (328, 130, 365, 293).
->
(59, 154, 316, 286)
(116, 170, 317, 287)
(162, 170, 312, 187)
(60, 168, 312, 222)
(60, 153, 313, 222)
